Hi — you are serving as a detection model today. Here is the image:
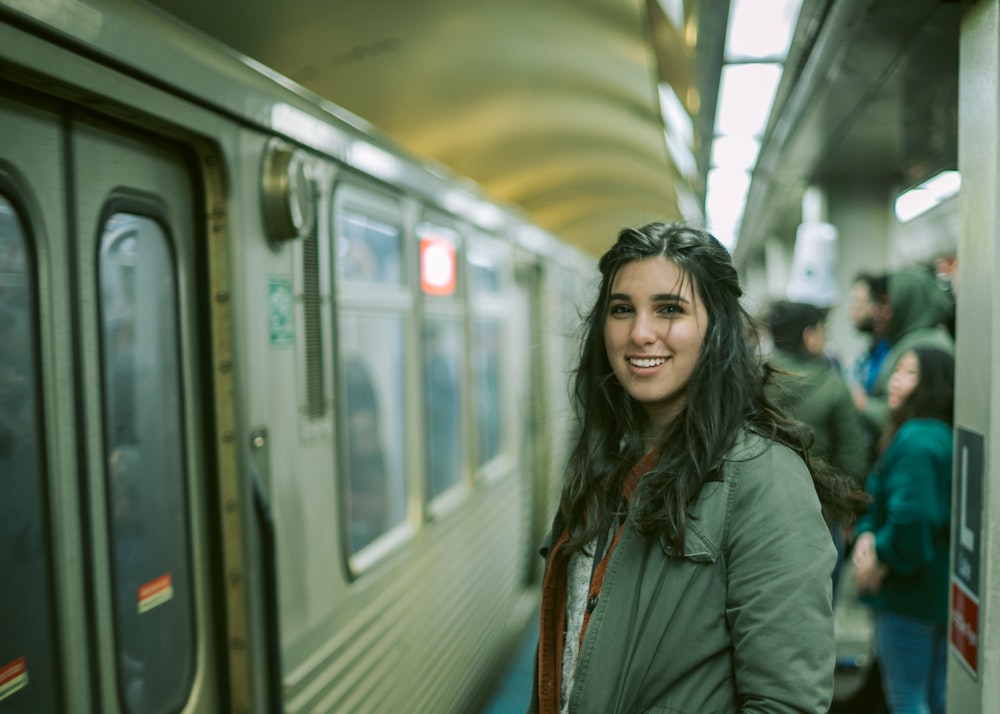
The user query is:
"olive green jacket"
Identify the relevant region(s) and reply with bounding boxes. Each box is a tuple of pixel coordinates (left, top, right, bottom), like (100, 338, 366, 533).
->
(530, 434, 836, 714)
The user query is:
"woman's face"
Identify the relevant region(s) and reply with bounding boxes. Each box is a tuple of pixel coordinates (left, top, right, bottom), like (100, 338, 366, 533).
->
(888, 350, 920, 410)
(604, 256, 708, 430)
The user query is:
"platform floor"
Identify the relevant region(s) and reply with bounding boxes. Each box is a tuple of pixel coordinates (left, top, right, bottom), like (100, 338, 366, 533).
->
(480, 618, 538, 714)
(479, 558, 884, 713)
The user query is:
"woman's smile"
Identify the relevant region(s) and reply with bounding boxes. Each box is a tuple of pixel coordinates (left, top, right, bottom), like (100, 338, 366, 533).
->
(626, 355, 671, 377)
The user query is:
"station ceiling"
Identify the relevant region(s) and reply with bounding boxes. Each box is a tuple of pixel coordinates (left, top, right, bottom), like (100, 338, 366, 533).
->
(143, 0, 725, 259)
(142, 0, 967, 263)
(736, 0, 966, 267)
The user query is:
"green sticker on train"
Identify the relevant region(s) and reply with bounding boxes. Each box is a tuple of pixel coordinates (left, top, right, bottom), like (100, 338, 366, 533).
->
(268, 276, 294, 347)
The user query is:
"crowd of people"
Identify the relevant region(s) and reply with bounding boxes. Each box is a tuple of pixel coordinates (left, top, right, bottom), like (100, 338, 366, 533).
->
(528, 221, 957, 714)
(765, 265, 956, 714)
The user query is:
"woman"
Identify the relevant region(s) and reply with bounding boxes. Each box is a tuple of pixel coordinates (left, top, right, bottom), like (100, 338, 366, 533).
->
(853, 347, 955, 714)
(530, 223, 865, 714)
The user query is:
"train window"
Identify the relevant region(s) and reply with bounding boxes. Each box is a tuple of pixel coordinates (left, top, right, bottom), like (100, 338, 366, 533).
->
(469, 248, 504, 295)
(468, 237, 511, 468)
(472, 317, 502, 465)
(98, 213, 196, 713)
(0, 194, 61, 711)
(337, 311, 408, 556)
(422, 316, 465, 499)
(334, 202, 402, 286)
(417, 217, 466, 503)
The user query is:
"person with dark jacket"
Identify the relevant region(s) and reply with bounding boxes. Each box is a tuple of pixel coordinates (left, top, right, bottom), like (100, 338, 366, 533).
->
(847, 273, 891, 400)
(765, 300, 867, 486)
(529, 223, 866, 714)
(764, 300, 868, 601)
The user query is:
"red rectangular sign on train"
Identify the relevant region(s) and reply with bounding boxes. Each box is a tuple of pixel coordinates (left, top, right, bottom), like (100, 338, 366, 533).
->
(950, 579, 979, 676)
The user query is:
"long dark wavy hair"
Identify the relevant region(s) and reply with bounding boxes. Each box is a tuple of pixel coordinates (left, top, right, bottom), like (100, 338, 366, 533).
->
(560, 222, 866, 552)
(879, 347, 955, 455)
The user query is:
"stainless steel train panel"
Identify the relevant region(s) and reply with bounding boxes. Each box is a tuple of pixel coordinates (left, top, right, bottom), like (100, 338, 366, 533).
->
(0, 2, 598, 711)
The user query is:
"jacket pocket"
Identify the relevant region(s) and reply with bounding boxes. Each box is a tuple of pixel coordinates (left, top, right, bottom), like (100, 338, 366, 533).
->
(657, 483, 725, 562)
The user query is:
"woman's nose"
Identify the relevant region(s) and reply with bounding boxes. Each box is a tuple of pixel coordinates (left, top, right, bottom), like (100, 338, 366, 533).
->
(630, 312, 656, 343)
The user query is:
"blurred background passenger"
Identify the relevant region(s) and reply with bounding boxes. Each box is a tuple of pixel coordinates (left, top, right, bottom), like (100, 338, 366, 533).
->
(852, 347, 955, 714)
(764, 299, 867, 598)
(854, 269, 954, 439)
(765, 300, 867, 487)
(845, 272, 891, 471)
(847, 272, 891, 401)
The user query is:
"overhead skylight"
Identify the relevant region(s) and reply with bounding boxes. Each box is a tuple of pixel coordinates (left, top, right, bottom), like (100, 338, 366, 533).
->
(725, 0, 801, 61)
(710, 135, 760, 173)
(714, 64, 782, 137)
(705, 0, 803, 250)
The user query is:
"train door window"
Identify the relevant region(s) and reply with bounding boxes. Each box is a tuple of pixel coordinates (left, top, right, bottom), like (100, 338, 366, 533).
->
(334, 192, 403, 285)
(417, 219, 466, 504)
(97, 212, 196, 713)
(468, 236, 512, 470)
(0, 194, 60, 712)
(337, 311, 408, 556)
(332, 184, 410, 564)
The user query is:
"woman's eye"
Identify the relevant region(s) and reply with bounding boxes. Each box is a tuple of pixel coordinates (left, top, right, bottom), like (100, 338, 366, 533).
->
(609, 303, 632, 315)
(660, 303, 682, 315)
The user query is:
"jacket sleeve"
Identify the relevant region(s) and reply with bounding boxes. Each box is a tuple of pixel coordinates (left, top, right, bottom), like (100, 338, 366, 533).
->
(724, 443, 836, 714)
(872, 428, 944, 575)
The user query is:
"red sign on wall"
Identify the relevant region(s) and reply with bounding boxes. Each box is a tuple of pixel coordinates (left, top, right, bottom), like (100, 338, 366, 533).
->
(951, 578, 979, 675)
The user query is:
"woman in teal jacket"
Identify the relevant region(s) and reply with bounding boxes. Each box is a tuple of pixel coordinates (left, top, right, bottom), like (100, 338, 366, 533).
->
(853, 347, 955, 714)
(529, 223, 866, 714)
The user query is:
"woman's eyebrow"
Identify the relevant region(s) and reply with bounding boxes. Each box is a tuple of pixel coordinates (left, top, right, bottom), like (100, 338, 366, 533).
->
(651, 293, 689, 303)
(608, 292, 689, 303)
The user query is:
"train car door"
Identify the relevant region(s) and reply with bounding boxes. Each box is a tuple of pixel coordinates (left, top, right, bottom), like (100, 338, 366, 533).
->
(0, 95, 69, 714)
(0, 94, 222, 713)
(70, 118, 223, 713)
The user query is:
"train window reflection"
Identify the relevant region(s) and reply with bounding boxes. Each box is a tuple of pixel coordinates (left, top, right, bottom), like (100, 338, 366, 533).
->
(422, 316, 464, 498)
(0, 194, 60, 711)
(469, 251, 502, 295)
(468, 237, 509, 469)
(335, 209, 402, 285)
(472, 318, 502, 466)
(470, 261, 501, 294)
(338, 312, 408, 556)
(98, 212, 196, 714)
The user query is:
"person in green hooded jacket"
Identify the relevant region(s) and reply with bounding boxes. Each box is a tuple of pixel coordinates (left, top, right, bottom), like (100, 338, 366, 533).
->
(854, 268, 954, 436)
(529, 223, 867, 714)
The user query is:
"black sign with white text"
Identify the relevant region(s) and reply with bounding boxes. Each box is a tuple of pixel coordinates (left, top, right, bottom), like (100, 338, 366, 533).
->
(951, 426, 984, 676)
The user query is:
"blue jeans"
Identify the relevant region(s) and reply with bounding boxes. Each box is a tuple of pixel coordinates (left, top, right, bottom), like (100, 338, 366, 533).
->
(874, 610, 947, 714)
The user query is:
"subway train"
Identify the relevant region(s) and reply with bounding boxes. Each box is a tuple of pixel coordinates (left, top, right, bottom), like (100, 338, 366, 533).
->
(0, 2, 597, 712)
